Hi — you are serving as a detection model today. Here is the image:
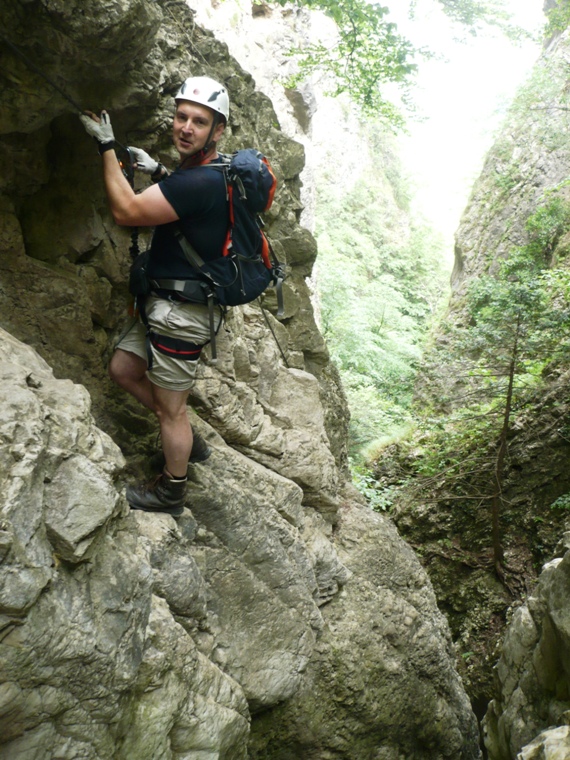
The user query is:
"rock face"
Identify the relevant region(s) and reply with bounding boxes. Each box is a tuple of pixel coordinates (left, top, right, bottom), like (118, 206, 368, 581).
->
(447, 25, 570, 740)
(249, 505, 481, 759)
(0, 0, 479, 757)
(0, 328, 480, 758)
(483, 549, 570, 759)
(518, 727, 570, 760)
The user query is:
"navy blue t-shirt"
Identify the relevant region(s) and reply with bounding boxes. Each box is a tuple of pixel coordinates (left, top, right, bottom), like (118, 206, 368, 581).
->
(147, 163, 229, 280)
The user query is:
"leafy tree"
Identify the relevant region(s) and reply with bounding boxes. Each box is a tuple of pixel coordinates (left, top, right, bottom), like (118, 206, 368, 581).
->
(463, 257, 566, 575)
(424, 0, 515, 35)
(544, 0, 570, 35)
(409, 197, 570, 578)
(275, 0, 416, 123)
(272, 0, 527, 121)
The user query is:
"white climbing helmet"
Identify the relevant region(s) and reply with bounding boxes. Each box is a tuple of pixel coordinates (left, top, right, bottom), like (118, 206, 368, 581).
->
(174, 76, 230, 122)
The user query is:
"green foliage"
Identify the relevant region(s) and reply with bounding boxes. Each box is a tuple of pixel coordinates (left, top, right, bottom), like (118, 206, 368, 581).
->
(491, 148, 522, 196)
(351, 463, 395, 511)
(403, 195, 570, 570)
(458, 198, 570, 373)
(500, 57, 570, 156)
(432, 0, 505, 27)
(545, 2, 570, 35)
(525, 195, 570, 261)
(276, 0, 416, 123)
(412, 410, 495, 480)
(466, 264, 555, 367)
(314, 124, 449, 456)
(271, 0, 524, 123)
(550, 493, 570, 512)
(429, 0, 529, 41)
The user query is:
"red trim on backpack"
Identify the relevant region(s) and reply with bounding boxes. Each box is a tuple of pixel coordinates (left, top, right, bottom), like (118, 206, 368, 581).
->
(227, 183, 235, 224)
(262, 157, 277, 212)
(222, 183, 234, 258)
(261, 232, 271, 269)
(222, 228, 232, 257)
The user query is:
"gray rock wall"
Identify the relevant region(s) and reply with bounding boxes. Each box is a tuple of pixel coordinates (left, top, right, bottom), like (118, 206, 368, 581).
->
(484, 546, 570, 759)
(0, 327, 480, 758)
(0, 0, 480, 757)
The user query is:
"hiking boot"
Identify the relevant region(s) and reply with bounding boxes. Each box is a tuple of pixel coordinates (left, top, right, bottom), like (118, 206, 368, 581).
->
(149, 430, 212, 474)
(127, 471, 187, 517)
(189, 430, 212, 463)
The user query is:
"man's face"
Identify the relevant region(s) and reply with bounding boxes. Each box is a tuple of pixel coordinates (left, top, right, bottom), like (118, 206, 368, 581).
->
(172, 101, 225, 159)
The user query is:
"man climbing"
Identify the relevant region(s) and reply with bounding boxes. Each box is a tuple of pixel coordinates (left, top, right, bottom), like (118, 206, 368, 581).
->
(80, 76, 230, 517)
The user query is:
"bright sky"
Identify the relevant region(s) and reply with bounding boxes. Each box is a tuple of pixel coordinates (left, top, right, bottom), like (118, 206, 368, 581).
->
(388, 0, 546, 254)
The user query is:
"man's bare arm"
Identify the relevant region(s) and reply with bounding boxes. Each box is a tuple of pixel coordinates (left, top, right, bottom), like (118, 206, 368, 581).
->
(101, 150, 178, 227)
(80, 109, 179, 227)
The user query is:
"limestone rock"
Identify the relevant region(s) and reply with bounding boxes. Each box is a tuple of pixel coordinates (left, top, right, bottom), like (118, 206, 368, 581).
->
(483, 554, 570, 759)
(0, 330, 290, 758)
(518, 726, 570, 760)
(285, 84, 317, 133)
(191, 309, 339, 518)
(118, 595, 250, 760)
(44, 456, 123, 563)
(0, 308, 479, 758)
(249, 503, 482, 759)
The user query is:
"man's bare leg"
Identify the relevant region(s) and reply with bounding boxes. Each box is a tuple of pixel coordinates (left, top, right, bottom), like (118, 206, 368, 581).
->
(151, 384, 193, 479)
(109, 348, 204, 470)
(109, 349, 156, 411)
(122, 378, 194, 514)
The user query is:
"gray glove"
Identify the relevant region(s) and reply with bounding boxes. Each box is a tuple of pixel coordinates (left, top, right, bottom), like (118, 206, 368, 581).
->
(79, 111, 115, 153)
(128, 146, 159, 175)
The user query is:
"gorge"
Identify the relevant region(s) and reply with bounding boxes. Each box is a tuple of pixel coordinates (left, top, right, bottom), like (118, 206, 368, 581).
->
(1, 1, 570, 759)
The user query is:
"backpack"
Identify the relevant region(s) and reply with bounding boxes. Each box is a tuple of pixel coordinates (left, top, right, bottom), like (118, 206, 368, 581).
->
(173, 148, 285, 313)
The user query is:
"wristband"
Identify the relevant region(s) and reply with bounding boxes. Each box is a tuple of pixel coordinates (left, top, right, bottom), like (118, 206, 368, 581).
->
(151, 163, 165, 182)
(98, 141, 115, 155)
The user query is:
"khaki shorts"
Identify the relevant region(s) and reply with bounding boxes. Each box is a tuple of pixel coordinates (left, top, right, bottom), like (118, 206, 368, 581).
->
(116, 296, 221, 392)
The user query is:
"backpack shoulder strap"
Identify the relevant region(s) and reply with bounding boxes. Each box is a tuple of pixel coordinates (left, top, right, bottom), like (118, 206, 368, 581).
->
(171, 152, 231, 266)
(172, 226, 207, 270)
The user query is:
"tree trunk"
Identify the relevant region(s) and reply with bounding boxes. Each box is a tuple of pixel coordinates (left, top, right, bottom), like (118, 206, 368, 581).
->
(491, 316, 520, 579)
